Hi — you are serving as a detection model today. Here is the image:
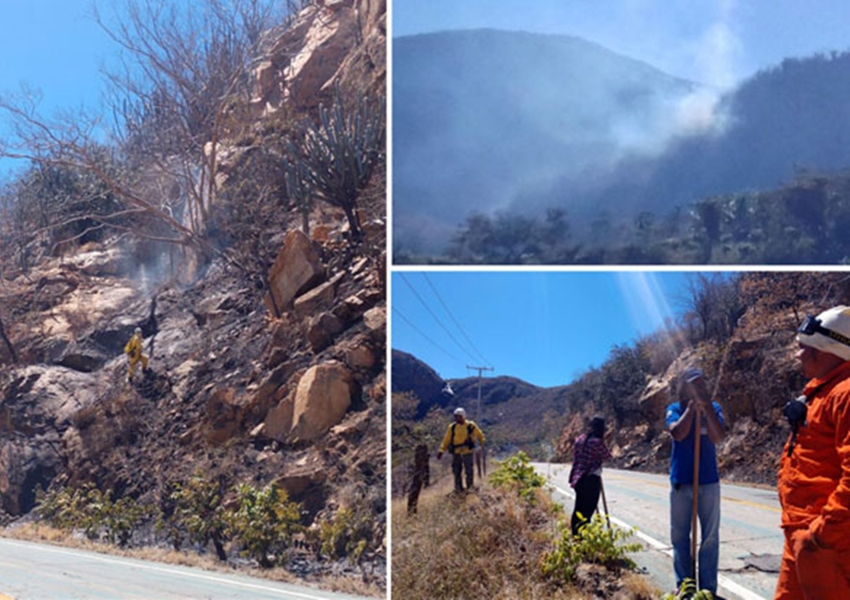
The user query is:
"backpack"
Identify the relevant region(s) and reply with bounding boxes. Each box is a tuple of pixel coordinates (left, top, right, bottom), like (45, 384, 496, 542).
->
(448, 423, 476, 454)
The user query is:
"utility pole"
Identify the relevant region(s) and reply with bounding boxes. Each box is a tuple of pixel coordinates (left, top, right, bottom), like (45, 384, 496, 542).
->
(466, 365, 494, 422)
(467, 365, 493, 478)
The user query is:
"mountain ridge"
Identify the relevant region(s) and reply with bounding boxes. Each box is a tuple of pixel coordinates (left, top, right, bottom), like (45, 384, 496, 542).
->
(394, 28, 850, 263)
(393, 28, 697, 253)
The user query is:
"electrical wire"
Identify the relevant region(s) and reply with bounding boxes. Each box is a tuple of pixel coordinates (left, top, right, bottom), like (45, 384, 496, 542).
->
(392, 306, 466, 364)
(422, 272, 491, 367)
(397, 272, 481, 364)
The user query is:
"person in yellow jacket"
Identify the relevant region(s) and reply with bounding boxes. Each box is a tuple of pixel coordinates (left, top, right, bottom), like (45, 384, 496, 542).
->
(437, 407, 485, 493)
(124, 327, 148, 380)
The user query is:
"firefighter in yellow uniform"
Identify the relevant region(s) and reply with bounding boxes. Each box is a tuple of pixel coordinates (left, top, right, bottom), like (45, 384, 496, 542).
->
(124, 327, 148, 380)
(437, 407, 485, 493)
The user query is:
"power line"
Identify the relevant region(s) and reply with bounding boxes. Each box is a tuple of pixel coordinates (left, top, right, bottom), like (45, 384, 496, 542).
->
(397, 273, 480, 364)
(423, 272, 492, 367)
(392, 306, 466, 364)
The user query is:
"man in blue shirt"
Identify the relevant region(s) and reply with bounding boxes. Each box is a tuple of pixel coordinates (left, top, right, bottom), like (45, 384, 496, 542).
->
(666, 367, 726, 597)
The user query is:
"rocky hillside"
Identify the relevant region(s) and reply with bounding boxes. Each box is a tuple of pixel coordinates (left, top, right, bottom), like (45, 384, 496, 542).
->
(0, 0, 386, 588)
(392, 273, 850, 491)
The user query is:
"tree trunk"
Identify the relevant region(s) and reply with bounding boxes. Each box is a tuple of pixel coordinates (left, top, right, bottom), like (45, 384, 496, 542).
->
(212, 533, 227, 562)
(0, 317, 18, 363)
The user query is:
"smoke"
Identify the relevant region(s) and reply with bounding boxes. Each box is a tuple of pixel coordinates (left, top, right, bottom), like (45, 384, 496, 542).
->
(668, 0, 741, 137)
(698, 1, 740, 87)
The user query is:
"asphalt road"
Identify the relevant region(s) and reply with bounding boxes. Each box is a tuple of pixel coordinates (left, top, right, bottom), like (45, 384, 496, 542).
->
(534, 463, 784, 600)
(0, 538, 371, 600)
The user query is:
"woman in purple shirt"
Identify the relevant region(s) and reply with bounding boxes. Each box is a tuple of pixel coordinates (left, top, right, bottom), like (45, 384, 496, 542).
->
(570, 415, 613, 535)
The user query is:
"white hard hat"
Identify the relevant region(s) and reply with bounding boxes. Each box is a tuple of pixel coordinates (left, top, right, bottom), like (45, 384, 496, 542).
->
(134, 327, 142, 334)
(798, 306, 850, 361)
(453, 407, 466, 417)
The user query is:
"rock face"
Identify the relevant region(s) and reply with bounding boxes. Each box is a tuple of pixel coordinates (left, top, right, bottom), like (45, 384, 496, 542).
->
(0, 221, 387, 509)
(253, 0, 386, 114)
(0, 440, 61, 515)
(0, 365, 110, 513)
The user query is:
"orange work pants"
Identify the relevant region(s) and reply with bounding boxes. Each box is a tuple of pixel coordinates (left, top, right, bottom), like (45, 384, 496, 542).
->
(774, 529, 850, 599)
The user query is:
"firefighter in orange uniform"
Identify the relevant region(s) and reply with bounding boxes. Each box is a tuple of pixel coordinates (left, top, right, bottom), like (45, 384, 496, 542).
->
(775, 306, 850, 599)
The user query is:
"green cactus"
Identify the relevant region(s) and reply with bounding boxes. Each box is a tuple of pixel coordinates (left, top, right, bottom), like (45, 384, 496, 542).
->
(284, 84, 385, 241)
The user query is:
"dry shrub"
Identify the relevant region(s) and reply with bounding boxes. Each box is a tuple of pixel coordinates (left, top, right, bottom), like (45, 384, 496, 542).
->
(622, 571, 663, 598)
(392, 479, 581, 600)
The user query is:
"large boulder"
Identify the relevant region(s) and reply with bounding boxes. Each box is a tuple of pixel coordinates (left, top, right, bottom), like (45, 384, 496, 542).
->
(306, 312, 345, 353)
(202, 387, 245, 445)
(274, 466, 328, 517)
(290, 362, 354, 441)
(264, 392, 295, 441)
(265, 231, 325, 316)
(294, 271, 345, 319)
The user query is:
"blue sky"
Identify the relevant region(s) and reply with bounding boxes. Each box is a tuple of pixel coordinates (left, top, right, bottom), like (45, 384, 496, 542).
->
(0, 1, 117, 180)
(391, 270, 703, 388)
(392, 0, 850, 88)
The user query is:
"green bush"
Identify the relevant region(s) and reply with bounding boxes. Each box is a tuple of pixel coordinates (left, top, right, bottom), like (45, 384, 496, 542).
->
(224, 483, 302, 568)
(169, 471, 229, 560)
(489, 451, 546, 502)
(540, 514, 642, 583)
(318, 505, 375, 563)
(34, 483, 149, 547)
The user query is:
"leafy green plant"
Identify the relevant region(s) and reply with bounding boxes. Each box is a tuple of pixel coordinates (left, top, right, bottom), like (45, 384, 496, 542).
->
(661, 578, 714, 600)
(318, 505, 374, 563)
(103, 495, 149, 547)
(34, 483, 148, 547)
(540, 514, 642, 583)
(224, 483, 302, 568)
(489, 451, 546, 502)
(170, 471, 230, 560)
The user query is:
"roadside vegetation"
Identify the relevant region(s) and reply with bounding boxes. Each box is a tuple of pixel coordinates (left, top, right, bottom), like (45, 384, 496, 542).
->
(2, 523, 381, 598)
(30, 474, 365, 568)
(392, 452, 656, 599)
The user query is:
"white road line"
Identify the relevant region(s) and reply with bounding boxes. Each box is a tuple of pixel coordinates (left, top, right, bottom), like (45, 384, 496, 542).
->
(0, 538, 342, 600)
(551, 484, 767, 600)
